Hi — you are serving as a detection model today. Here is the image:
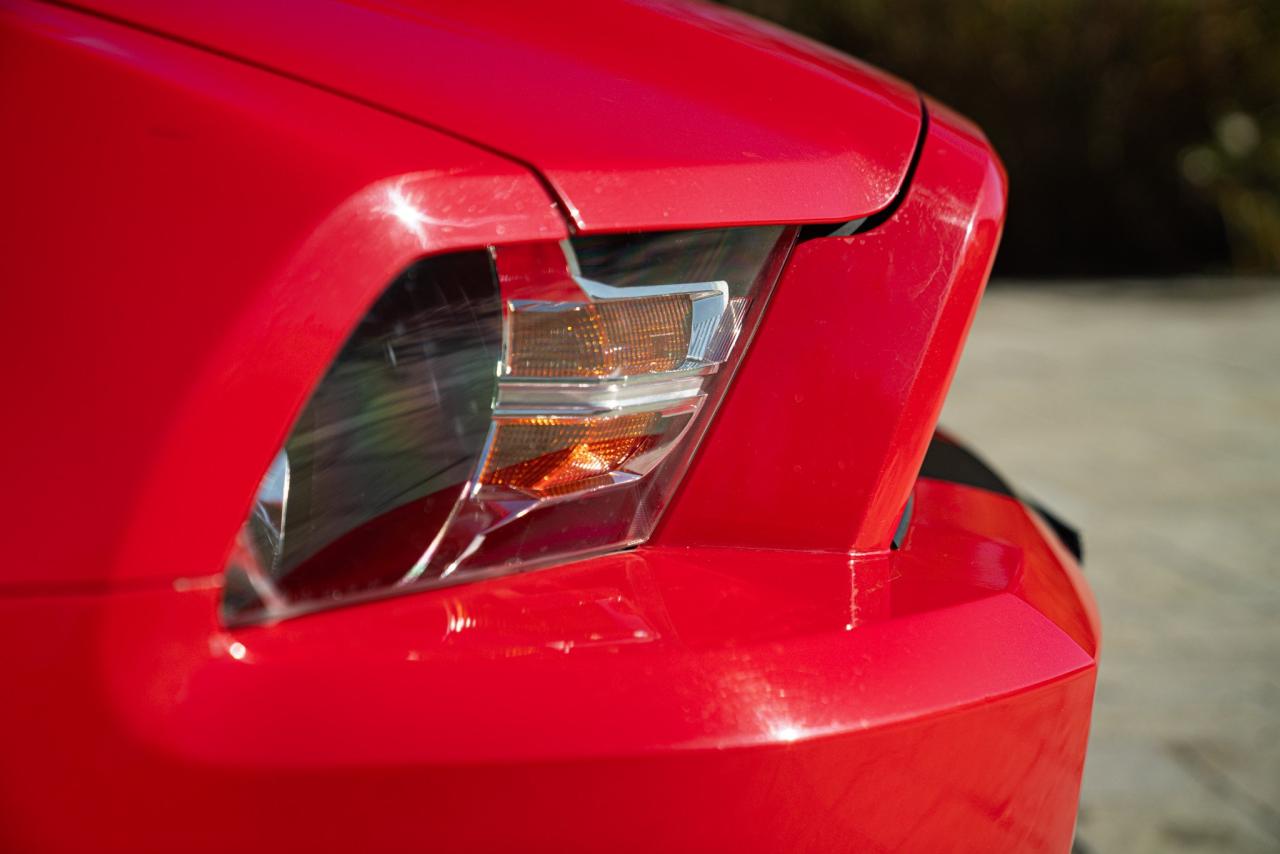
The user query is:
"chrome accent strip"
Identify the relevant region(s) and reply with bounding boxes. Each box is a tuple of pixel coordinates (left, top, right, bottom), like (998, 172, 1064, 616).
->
(495, 374, 709, 416)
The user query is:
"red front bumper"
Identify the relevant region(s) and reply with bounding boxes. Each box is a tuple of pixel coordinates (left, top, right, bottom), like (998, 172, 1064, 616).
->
(0, 476, 1096, 852)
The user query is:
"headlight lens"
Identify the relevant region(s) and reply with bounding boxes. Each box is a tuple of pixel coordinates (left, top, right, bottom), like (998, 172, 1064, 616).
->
(224, 226, 796, 623)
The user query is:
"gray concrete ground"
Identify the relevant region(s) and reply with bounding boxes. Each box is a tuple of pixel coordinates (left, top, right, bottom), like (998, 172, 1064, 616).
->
(940, 279, 1280, 853)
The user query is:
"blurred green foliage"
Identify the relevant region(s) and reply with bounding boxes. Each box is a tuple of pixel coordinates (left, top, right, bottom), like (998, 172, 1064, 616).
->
(720, 0, 1280, 275)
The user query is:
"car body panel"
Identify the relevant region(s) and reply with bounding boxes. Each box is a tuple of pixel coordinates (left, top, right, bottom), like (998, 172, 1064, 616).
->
(0, 2, 1097, 851)
(661, 98, 1007, 553)
(54, 0, 923, 232)
(0, 478, 1096, 852)
(0, 0, 563, 587)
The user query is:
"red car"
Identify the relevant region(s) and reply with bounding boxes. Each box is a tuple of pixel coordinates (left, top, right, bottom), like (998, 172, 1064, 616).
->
(1, 0, 1098, 850)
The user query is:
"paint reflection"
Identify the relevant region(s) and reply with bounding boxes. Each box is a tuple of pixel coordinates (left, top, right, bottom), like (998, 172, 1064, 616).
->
(418, 546, 904, 660)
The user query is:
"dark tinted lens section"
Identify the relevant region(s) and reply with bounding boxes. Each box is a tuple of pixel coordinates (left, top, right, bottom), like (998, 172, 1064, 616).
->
(223, 252, 500, 620)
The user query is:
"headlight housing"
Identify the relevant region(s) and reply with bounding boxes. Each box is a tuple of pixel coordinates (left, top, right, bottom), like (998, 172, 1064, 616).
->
(224, 226, 796, 623)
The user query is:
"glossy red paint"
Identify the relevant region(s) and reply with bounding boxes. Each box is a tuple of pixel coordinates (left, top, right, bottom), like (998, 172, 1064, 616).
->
(55, 0, 922, 232)
(0, 1, 1098, 850)
(661, 100, 1008, 553)
(0, 479, 1096, 852)
(0, 0, 563, 587)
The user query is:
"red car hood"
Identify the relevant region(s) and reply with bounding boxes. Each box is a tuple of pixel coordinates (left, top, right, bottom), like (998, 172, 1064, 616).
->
(70, 0, 922, 232)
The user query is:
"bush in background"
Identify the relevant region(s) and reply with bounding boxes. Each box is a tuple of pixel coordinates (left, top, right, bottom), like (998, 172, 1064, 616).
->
(720, 0, 1280, 275)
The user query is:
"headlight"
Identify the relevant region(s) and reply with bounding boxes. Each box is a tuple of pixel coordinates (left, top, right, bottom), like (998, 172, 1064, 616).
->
(223, 226, 796, 623)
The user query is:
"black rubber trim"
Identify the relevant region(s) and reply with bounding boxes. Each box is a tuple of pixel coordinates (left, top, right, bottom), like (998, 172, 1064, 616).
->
(918, 432, 1084, 564)
(1029, 501, 1084, 564)
(796, 95, 930, 243)
(919, 432, 1014, 497)
(890, 493, 914, 550)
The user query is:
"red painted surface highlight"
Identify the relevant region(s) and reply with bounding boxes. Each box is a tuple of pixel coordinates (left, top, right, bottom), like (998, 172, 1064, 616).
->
(55, 0, 922, 231)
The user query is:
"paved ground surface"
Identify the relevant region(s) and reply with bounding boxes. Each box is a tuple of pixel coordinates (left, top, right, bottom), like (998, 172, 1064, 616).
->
(940, 279, 1280, 853)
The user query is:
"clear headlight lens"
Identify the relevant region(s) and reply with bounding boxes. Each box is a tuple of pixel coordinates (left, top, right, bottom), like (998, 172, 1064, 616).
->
(224, 226, 796, 623)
